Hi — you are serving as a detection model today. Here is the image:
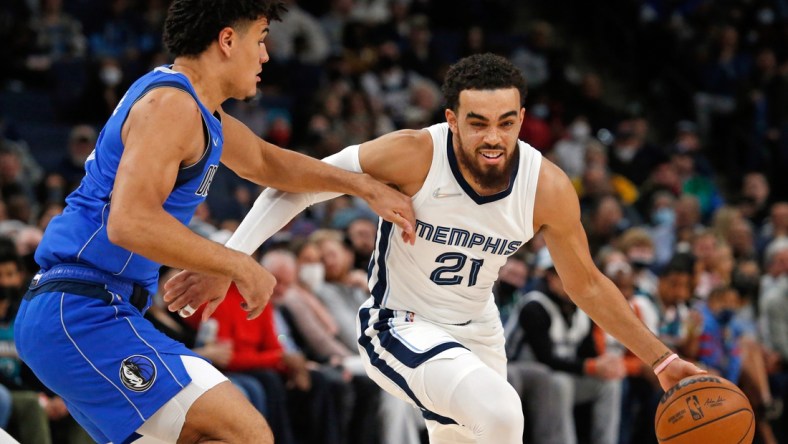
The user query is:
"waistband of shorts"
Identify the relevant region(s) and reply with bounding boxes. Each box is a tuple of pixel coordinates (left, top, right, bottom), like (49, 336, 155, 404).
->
(25, 263, 149, 311)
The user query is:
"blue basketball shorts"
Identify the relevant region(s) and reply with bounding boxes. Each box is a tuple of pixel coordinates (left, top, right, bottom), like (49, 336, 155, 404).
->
(15, 287, 201, 444)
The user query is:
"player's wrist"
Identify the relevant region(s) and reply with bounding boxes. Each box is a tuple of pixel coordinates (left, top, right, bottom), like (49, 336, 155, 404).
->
(653, 353, 679, 375)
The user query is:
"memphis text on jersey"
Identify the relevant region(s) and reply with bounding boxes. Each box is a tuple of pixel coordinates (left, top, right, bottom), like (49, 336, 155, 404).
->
(415, 219, 522, 256)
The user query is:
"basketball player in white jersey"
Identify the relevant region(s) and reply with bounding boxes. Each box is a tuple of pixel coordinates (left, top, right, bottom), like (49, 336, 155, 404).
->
(164, 53, 705, 443)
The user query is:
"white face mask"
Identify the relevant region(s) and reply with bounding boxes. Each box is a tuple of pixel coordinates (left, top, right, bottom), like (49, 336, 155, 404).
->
(100, 66, 123, 87)
(570, 121, 591, 141)
(299, 263, 325, 291)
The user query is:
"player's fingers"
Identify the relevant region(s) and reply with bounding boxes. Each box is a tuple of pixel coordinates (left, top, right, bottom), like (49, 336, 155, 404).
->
(392, 211, 416, 245)
(162, 271, 188, 293)
(203, 298, 222, 321)
(246, 305, 265, 320)
(166, 290, 193, 313)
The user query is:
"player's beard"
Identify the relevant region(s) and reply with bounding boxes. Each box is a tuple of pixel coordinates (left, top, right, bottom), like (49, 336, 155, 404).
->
(455, 139, 519, 191)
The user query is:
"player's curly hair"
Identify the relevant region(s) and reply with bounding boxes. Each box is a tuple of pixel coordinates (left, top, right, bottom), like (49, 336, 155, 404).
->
(441, 53, 527, 111)
(163, 0, 286, 57)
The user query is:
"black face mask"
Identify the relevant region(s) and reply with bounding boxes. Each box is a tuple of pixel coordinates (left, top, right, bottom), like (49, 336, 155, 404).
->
(22, 253, 39, 275)
(0, 285, 20, 302)
(496, 281, 518, 304)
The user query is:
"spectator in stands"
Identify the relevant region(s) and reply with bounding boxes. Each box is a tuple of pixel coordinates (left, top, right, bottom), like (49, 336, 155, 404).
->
(145, 267, 268, 418)
(43, 123, 95, 202)
(205, 284, 342, 444)
(263, 248, 425, 444)
(0, 236, 90, 443)
(267, 0, 330, 65)
(360, 41, 440, 127)
(608, 118, 666, 187)
(553, 115, 593, 179)
(759, 202, 788, 255)
(686, 286, 780, 444)
(25, 0, 87, 81)
(673, 194, 703, 249)
(759, 237, 788, 360)
(312, 231, 370, 348)
(599, 249, 661, 444)
(655, 254, 696, 357)
(516, 252, 624, 444)
(345, 216, 376, 271)
(738, 172, 772, 229)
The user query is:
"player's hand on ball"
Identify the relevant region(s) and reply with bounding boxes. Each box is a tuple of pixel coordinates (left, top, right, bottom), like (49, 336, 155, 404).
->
(656, 356, 706, 392)
(163, 270, 231, 320)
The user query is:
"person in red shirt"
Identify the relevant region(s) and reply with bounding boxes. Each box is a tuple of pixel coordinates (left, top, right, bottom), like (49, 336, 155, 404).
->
(187, 284, 341, 444)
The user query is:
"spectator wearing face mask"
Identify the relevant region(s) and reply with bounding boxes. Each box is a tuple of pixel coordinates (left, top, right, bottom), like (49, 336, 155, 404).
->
(42, 124, 96, 203)
(685, 286, 781, 444)
(553, 116, 592, 179)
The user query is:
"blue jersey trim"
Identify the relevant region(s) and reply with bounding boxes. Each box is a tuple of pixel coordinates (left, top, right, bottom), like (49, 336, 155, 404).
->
(370, 221, 393, 307)
(357, 307, 458, 425)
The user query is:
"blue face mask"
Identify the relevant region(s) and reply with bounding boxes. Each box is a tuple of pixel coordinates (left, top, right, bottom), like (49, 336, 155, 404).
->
(715, 309, 735, 325)
(652, 207, 675, 226)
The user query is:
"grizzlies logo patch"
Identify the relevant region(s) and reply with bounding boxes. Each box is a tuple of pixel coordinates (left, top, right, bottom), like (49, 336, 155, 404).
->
(120, 355, 156, 392)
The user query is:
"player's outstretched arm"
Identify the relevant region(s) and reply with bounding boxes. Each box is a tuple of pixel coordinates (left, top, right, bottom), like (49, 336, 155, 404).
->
(219, 111, 417, 240)
(163, 129, 433, 319)
(108, 89, 273, 319)
(533, 159, 704, 390)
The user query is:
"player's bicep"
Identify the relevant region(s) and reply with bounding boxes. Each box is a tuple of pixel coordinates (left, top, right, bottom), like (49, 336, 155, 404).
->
(534, 160, 599, 295)
(219, 110, 267, 182)
(114, 91, 203, 209)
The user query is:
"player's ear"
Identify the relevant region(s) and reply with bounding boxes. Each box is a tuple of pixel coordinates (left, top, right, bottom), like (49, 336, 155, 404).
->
(218, 27, 235, 57)
(445, 108, 458, 133)
(519, 107, 525, 123)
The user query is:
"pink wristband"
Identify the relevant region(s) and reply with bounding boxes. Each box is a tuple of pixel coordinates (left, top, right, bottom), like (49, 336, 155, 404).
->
(653, 353, 679, 375)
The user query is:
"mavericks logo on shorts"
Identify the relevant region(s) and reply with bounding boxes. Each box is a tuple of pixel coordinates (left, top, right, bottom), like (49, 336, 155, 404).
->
(120, 355, 157, 392)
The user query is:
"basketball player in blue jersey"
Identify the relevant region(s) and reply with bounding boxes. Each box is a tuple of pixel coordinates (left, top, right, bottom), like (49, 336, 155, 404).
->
(13, 1, 417, 443)
(165, 54, 705, 443)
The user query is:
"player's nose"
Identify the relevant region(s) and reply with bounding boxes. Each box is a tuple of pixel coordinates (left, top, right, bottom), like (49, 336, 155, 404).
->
(483, 128, 502, 146)
(259, 45, 269, 64)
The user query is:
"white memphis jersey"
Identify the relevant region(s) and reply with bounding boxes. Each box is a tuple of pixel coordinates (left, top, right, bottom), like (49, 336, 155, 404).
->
(367, 122, 542, 324)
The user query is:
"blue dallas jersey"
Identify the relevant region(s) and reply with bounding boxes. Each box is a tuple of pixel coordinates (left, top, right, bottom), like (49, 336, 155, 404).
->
(35, 66, 223, 295)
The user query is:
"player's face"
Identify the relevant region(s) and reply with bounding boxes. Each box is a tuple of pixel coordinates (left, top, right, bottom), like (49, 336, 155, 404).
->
(447, 88, 524, 192)
(232, 17, 270, 100)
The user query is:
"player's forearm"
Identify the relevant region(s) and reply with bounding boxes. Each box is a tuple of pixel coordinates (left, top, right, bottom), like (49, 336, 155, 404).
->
(224, 188, 338, 254)
(107, 208, 251, 280)
(260, 146, 372, 197)
(225, 145, 362, 254)
(569, 275, 671, 370)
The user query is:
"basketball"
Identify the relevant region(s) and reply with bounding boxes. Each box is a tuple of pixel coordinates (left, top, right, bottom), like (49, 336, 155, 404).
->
(655, 374, 754, 444)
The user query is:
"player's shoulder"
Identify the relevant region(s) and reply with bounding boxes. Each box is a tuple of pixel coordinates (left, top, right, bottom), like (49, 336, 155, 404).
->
(535, 156, 574, 196)
(127, 87, 202, 129)
(533, 156, 579, 228)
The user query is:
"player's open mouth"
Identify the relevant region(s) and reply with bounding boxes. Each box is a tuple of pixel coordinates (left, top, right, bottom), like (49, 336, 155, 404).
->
(480, 151, 504, 162)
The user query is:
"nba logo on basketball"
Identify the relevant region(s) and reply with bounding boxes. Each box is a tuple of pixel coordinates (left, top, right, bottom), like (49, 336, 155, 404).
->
(685, 395, 704, 420)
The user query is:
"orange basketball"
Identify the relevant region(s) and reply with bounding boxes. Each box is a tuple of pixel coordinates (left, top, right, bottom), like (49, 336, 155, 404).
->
(655, 374, 754, 444)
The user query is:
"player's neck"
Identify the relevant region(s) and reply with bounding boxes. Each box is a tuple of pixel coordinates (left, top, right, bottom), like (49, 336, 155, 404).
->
(171, 57, 227, 112)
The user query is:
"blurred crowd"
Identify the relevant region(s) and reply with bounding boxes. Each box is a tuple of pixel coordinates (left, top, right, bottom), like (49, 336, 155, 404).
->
(0, 0, 787, 443)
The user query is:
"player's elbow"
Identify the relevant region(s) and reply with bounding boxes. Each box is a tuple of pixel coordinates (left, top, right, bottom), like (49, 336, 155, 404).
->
(106, 208, 135, 249)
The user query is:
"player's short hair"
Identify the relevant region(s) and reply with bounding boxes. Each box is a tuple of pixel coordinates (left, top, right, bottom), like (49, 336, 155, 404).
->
(163, 0, 286, 57)
(441, 53, 527, 112)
